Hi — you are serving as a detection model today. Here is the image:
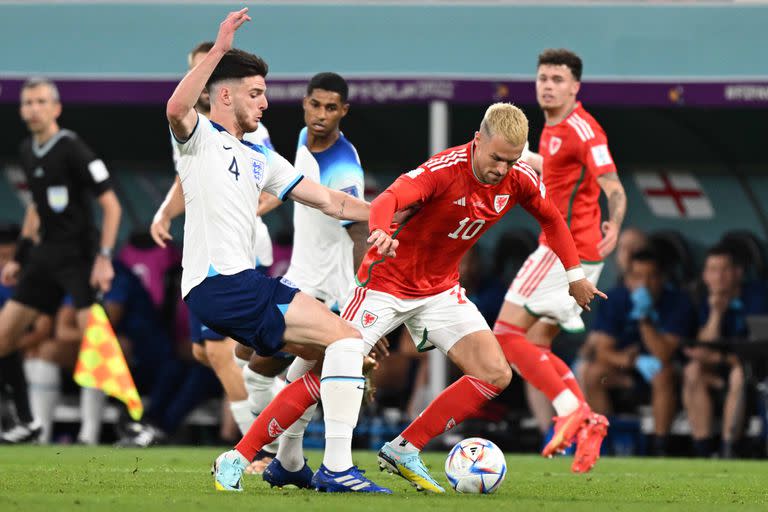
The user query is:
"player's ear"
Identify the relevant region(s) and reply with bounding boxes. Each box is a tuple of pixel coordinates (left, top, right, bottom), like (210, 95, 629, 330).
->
(571, 80, 581, 97)
(340, 103, 349, 118)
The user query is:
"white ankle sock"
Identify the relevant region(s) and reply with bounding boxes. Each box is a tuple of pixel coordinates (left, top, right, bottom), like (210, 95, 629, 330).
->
(24, 358, 60, 444)
(229, 399, 255, 435)
(320, 338, 364, 471)
(276, 403, 316, 471)
(390, 435, 419, 453)
(78, 387, 106, 445)
(552, 390, 580, 417)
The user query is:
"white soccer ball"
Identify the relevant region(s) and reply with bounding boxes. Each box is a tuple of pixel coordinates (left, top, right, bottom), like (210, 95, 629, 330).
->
(444, 437, 506, 494)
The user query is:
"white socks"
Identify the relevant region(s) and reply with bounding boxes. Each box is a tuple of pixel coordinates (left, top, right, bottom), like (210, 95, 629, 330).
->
(276, 403, 317, 471)
(229, 399, 255, 435)
(78, 387, 106, 445)
(243, 365, 276, 414)
(390, 435, 419, 453)
(552, 389, 580, 417)
(286, 357, 316, 383)
(320, 338, 365, 471)
(24, 358, 60, 444)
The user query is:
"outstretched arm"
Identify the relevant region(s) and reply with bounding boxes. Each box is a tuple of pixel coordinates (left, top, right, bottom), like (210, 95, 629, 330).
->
(288, 178, 370, 223)
(596, 172, 626, 258)
(166, 8, 251, 140)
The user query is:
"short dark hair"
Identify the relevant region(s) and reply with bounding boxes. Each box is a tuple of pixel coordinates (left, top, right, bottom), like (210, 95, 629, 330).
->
(190, 41, 214, 57)
(629, 248, 663, 271)
(307, 72, 349, 103)
(206, 49, 269, 89)
(537, 48, 583, 81)
(706, 243, 742, 269)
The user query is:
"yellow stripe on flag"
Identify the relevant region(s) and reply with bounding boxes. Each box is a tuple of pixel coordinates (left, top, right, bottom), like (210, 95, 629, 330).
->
(74, 304, 143, 421)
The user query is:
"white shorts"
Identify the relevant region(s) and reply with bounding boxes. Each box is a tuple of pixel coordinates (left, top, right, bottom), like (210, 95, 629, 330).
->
(340, 284, 490, 354)
(505, 245, 603, 332)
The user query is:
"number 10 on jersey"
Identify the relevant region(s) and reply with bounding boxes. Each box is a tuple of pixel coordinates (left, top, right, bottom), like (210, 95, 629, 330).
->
(448, 217, 485, 240)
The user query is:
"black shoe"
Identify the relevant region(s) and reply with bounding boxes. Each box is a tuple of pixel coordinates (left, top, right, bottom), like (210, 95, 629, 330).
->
(0, 421, 42, 444)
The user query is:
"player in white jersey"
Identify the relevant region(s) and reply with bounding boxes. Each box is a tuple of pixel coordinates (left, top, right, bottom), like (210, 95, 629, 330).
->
(239, 72, 372, 487)
(149, 41, 277, 449)
(166, 9, 392, 493)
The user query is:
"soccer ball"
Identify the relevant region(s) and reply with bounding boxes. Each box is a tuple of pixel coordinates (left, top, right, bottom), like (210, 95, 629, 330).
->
(444, 437, 506, 494)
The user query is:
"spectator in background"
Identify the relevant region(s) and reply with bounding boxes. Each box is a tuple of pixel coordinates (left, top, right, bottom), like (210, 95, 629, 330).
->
(615, 227, 648, 280)
(583, 249, 696, 455)
(683, 244, 768, 458)
(459, 245, 507, 324)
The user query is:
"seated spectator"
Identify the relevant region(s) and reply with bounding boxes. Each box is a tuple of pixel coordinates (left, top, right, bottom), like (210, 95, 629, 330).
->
(582, 249, 696, 455)
(615, 227, 649, 282)
(682, 244, 768, 458)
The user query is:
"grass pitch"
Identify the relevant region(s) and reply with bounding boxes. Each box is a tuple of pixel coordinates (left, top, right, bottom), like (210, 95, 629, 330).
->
(0, 446, 766, 511)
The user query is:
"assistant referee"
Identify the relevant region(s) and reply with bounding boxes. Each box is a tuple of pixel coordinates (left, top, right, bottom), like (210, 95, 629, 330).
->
(0, 77, 122, 359)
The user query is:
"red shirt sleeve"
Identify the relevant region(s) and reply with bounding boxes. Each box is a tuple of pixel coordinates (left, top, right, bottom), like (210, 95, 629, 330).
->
(513, 163, 580, 269)
(369, 167, 438, 234)
(581, 127, 617, 178)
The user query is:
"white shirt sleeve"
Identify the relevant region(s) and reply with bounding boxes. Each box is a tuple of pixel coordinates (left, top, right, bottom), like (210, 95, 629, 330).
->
(171, 112, 211, 156)
(262, 148, 304, 200)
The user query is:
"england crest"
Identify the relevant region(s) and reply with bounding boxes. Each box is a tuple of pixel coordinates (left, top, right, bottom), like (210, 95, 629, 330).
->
(494, 194, 509, 213)
(361, 310, 378, 328)
(251, 157, 265, 184)
(549, 136, 562, 155)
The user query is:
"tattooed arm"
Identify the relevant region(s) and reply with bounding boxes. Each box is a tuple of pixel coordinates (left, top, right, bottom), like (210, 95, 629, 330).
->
(596, 172, 627, 258)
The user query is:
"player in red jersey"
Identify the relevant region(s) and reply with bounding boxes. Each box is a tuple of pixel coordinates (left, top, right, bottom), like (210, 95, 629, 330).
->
(361, 103, 605, 492)
(494, 49, 627, 473)
(227, 103, 602, 493)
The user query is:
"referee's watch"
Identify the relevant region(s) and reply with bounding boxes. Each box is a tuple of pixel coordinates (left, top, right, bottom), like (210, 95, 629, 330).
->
(98, 247, 114, 259)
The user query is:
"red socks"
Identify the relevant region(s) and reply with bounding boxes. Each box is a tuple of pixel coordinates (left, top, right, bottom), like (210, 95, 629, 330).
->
(235, 372, 320, 460)
(542, 347, 585, 401)
(493, 320, 569, 402)
(402, 375, 501, 450)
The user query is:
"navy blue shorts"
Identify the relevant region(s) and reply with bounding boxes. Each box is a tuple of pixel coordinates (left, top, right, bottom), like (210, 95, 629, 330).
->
(185, 269, 300, 357)
(188, 311, 227, 345)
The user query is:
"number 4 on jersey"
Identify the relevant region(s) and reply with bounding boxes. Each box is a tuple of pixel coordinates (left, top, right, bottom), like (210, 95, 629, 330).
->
(228, 156, 240, 181)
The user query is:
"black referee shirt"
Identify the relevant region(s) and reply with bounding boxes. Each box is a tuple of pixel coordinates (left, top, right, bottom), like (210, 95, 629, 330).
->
(18, 129, 113, 248)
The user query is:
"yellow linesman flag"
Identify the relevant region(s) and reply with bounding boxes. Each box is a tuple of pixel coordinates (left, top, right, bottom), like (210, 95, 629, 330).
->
(73, 304, 143, 421)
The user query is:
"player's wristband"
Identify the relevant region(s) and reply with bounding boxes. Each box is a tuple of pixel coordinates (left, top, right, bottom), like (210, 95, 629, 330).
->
(13, 237, 33, 265)
(566, 267, 586, 283)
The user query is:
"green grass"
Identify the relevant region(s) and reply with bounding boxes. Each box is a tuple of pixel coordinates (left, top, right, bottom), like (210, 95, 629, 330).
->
(0, 446, 766, 511)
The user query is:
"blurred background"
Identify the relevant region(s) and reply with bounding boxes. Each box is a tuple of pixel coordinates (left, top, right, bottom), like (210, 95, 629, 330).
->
(1, 0, 767, 458)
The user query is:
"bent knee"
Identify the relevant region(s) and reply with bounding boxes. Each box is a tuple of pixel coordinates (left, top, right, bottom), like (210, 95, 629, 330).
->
(483, 363, 513, 389)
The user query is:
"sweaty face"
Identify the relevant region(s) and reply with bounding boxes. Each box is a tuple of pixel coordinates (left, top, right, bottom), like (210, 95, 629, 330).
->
(189, 51, 211, 112)
(20, 85, 61, 135)
(303, 89, 348, 139)
(625, 260, 663, 298)
(472, 131, 525, 185)
(536, 64, 579, 112)
(230, 75, 268, 134)
(703, 255, 740, 296)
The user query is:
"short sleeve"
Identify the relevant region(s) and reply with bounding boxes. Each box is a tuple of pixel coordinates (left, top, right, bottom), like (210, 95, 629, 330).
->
(171, 111, 210, 156)
(262, 148, 304, 200)
(582, 128, 617, 178)
(325, 149, 364, 227)
(68, 135, 112, 196)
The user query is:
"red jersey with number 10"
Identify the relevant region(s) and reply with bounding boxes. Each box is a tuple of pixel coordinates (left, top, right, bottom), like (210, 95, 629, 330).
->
(358, 141, 579, 299)
(538, 102, 617, 262)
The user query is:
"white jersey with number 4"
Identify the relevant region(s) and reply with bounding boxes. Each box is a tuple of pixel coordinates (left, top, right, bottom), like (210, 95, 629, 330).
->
(284, 128, 364, 310)
(174, 113, 303, 297)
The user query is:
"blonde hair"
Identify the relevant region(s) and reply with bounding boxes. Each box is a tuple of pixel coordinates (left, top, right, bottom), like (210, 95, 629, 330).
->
(479, 103, 528, 146)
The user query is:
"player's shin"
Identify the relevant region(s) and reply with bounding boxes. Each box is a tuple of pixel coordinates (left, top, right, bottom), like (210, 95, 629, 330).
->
(396, 375, 502, 451)
(319, 338, 365, 472)
(494, 320, 579, 416)
(543, 347, 585, 401)
(234, 372, 320, 461)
